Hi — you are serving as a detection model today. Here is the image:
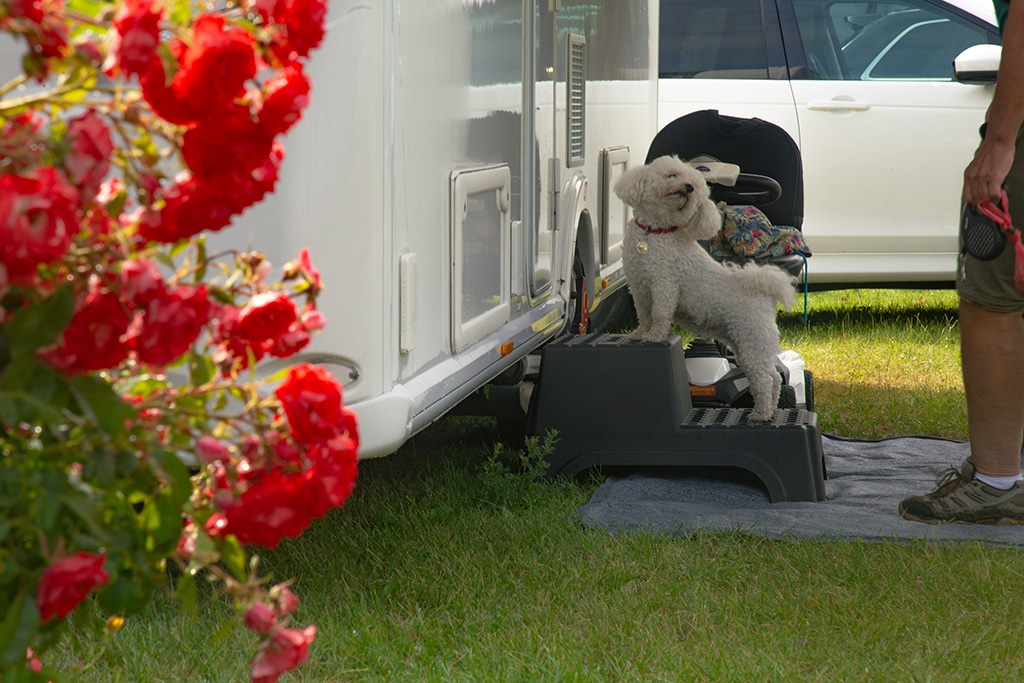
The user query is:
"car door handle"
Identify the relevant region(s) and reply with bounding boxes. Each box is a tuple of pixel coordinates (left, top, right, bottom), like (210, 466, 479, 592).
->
(807, 100, 871, 112)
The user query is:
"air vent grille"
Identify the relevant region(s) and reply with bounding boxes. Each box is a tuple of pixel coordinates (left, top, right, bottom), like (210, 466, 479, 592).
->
(566, 33, 586, 167)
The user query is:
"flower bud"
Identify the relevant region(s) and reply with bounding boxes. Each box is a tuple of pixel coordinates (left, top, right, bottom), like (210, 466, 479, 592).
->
(244, 602, 277, 634)
(196, 435, 230, 464)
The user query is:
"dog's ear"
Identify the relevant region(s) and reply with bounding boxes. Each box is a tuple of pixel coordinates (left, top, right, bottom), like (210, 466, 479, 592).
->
(613, 165, 648, 208)
(690, 196, 724, 241)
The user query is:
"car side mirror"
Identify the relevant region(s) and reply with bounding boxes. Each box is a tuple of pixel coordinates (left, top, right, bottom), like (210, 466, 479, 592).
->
(954, 44, 1001, 84)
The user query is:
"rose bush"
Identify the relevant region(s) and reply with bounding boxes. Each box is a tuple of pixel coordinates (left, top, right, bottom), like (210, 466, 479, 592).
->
(0, 0, 357, 679)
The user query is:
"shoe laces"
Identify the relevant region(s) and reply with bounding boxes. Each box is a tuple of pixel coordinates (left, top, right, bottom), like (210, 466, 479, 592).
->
(928, 466, 971, 498)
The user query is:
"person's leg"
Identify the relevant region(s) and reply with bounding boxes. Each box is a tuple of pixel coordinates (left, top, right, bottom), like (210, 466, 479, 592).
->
(960, 298, 1024, 477)
(897, 259, 1024, 523)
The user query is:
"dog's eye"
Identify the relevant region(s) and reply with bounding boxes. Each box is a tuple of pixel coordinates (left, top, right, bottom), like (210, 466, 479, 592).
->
(667, 173, 677, 179)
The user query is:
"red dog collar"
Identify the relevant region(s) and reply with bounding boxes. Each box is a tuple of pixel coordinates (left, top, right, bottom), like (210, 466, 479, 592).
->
(636, 221, 679, 234)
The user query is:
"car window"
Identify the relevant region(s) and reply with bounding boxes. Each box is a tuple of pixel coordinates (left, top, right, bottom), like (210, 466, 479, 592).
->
(659, 0, 768, 79)
(792, 0, 993, 81)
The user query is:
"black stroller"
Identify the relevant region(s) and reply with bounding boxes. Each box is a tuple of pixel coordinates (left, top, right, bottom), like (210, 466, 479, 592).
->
(644, 109, 813, 411)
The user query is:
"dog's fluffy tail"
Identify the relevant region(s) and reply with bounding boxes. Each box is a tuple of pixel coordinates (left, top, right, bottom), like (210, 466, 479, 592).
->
(729, 262, 797, 310)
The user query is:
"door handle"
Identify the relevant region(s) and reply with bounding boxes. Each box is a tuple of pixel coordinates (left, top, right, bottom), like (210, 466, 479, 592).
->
(807, 99, 871, 112)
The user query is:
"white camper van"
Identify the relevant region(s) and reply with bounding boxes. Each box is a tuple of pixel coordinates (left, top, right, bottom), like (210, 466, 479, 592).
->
(228, 1, 660, 458)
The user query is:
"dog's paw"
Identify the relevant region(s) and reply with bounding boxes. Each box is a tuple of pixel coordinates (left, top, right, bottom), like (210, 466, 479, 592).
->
(628, 330, 663, 343)
(747, 409, 775, 423)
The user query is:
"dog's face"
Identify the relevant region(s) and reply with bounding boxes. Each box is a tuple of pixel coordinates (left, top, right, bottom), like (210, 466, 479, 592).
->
(614, 155, 720, 240)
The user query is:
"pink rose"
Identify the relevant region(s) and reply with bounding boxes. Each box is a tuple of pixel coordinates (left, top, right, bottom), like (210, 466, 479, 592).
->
(63, 110, 114, 201)
(244, 602, 277, 634)
(250, 625, 316, 683)
(196, 436, 230, 464)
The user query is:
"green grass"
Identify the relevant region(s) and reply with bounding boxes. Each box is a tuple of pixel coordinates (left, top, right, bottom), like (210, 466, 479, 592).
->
(49, 289, 1024, 682)
(780, 289, 965, 439)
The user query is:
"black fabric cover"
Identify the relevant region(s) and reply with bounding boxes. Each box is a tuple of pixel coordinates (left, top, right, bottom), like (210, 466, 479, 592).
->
(646, 109, 804, 231)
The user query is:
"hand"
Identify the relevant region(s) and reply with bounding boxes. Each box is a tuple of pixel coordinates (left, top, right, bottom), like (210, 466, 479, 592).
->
(963, 135, 1016, 209)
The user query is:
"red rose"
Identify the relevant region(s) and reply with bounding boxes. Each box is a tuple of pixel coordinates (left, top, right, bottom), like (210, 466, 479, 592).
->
(215, 336, 270, 373)
(140, 175, 237, 243)
(267, 430, 303, 469)
(236, 292, 298, 345)
(269, 322, 310, 359)
(4, 0, 71, 67)
(274, 363, 345, 446)
(110, 0, 164, 77)
(260, 0, 327, 65)
(142, 14, 256, 125)
(177, 14, 256, 110)
(119, 258, 167, 306)
(63, 111, 114, 201)
(258, 64, 310, 138)
(0, 111, 46, 172)
(214, 469, 315, 547)
(0, 167, 80, 285)
(38, 285, 133, 375)
(234, 141, 284, 210)
(250, 625, 316, 683)
(36, 552, 110, 622)
(5, 0, 46, 24)
(307, 434, 358, 517)
(182, 104, 274, 179)
(128, 284, 212, 366)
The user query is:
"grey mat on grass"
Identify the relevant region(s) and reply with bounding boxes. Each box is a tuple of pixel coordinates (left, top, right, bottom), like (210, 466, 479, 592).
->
(577, 435, 1024, 546)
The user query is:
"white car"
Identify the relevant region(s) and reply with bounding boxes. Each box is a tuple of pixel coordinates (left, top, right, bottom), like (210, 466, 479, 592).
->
(659, 0, 1002, 288)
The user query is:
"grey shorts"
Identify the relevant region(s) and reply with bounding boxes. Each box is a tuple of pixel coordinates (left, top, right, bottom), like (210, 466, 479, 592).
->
(958, 127, 1024, 314)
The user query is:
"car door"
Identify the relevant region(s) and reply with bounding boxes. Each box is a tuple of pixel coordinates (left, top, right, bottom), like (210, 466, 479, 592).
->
(658, 0, 800, 144)
(785, 0, 998, 281)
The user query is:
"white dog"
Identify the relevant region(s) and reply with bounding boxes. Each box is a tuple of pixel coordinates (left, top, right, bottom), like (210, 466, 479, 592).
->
(614, 155, 796, 421)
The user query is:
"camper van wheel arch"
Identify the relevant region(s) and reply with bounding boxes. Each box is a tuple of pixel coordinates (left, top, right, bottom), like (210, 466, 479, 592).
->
(568, 253, 590, 335)
(588, 286, 638, 334)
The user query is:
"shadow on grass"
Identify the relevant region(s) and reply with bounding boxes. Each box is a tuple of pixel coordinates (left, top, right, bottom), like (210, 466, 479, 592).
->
(780, 303, 959, 330)
(813, 377, 967, 441)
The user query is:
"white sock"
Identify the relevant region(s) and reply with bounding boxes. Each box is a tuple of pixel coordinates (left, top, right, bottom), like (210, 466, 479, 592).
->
(974, 471, 1023, 490)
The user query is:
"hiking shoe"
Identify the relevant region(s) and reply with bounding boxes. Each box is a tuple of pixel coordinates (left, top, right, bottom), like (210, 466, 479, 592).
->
(898, 458, 1024, 525)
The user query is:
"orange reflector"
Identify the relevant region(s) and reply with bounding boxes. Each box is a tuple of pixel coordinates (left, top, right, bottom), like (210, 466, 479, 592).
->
(601, 277, 611, 289)
(500, 341, 514, 356)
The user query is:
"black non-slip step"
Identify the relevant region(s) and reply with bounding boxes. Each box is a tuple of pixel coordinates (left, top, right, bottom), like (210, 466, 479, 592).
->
(528, 334, 826, 502)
